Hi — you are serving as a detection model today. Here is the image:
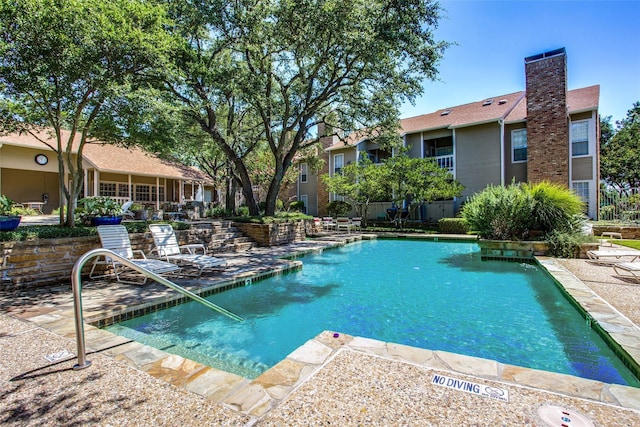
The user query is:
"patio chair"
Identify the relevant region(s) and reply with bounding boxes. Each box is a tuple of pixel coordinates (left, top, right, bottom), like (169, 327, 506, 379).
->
(586, 249, 640, 266)
(322, 217, 336, 231)
(613, 261, 640, 283)
(90, 225, 181, 285)
(149, 224, 226, 275)
(336, 217, 353, 233)
(351, 217, 362, 231)
(120, 200, 135, 220)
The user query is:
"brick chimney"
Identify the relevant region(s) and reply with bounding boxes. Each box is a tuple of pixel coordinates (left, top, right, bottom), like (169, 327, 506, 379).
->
(524, 48, 569, 186)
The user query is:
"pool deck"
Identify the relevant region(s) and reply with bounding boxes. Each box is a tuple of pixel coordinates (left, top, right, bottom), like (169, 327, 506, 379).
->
(2, 233, 640, 426)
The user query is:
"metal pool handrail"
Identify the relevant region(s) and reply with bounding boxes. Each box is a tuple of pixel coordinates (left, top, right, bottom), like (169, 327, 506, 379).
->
(71, 248, 244, 370)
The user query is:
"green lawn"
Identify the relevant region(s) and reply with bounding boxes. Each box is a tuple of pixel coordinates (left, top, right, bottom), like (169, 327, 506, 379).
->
(616, 240, 640, 250)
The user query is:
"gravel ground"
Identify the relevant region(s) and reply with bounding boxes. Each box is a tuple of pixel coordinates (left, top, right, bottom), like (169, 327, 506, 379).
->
(557, 258, 640, 326)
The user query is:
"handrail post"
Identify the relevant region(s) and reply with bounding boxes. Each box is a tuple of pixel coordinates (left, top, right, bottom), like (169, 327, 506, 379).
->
(70, 248, 243, 370)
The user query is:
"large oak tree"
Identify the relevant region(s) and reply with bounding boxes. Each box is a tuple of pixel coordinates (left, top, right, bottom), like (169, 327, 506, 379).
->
(165, 0, 448, 215)
(0, 0, 174, 226)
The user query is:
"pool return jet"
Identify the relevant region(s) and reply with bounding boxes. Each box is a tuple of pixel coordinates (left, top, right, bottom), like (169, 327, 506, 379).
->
(71, 248, 244, 370)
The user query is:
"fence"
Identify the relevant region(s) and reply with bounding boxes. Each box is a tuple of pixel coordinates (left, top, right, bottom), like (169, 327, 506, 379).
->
(599, 189, 640, 223)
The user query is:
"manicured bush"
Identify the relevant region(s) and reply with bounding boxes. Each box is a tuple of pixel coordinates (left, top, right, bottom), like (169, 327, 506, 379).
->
(289, 200, 305, 212)
(438, 218, 469, 234)
(326, 201, 351, 217)
(461, 182, 585, 241)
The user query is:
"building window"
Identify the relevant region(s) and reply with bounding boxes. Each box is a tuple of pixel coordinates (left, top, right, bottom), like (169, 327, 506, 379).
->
(571, 121, 589, 156)
(299, 194, 308, 214)
(512, 129, 527, 162)
(135, 185, 151, 202)
(117, 183, 130, 198)
(333, 154, 344, 175)
(572, 181, 589, 213)
(300, 163, 308, 183)
(151, 186, 165, 202)
(99, 182, 117, 197)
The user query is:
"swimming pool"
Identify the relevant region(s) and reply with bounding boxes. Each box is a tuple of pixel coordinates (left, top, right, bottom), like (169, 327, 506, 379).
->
(106, 239, 640, 386)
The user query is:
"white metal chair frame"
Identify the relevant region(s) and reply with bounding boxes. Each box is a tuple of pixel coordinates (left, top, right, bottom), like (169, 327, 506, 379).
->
(90, 225, 181, 285)
(149, 224, 226, 276)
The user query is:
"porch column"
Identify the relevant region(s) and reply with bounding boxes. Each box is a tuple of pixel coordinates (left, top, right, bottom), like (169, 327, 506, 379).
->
(128, 175, 132, 201)
(83, 169, 88, 197)
(93, 169, 99, 197)
(156, 177, 160, 209)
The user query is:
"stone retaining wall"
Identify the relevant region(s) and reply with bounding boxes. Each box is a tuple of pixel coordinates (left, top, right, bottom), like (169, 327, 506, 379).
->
(592, 225, 640, 240)
(0, 228, 223, 290)
(479, 239, 599, 261)
(233, 221, 306, 247)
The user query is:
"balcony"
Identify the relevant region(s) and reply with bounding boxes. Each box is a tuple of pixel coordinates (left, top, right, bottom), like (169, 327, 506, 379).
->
(434, 154, 454, 173)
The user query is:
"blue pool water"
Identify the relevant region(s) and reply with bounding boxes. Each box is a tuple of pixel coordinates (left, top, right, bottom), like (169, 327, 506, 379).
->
(106, 240, 640, 385)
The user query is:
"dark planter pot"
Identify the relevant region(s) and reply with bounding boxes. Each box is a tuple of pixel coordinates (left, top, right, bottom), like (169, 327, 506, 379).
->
(92, 215, 123, 226)
(133, 209, 149, 220)
(0, 215, 22, 231)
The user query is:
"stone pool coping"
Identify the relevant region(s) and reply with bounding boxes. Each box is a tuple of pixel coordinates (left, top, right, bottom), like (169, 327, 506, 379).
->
(2, 234, 640, 425)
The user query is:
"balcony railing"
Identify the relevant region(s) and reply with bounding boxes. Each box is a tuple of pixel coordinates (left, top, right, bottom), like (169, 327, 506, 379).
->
(434, 154, 454, 172)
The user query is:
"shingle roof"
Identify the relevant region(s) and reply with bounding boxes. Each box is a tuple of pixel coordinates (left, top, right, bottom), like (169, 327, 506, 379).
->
(0, 128, 82, 152)
(504, 85, 600, 123)
(326, 85, 600, 151)
(0, 128, 210, 181)
(83, 143, 210, 181)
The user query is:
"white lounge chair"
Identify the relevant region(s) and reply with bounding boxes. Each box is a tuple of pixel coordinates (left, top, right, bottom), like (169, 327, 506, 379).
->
(149, 224, 226, 275)
(322, 217, 336, 231)
(613, 262, 640, 282)
(351, 217, 362, 231)
(90, 225, 181, 285)
(336, 217, 353, 233)
(586, 249, 640, 265)
(120, 200, 135, 220)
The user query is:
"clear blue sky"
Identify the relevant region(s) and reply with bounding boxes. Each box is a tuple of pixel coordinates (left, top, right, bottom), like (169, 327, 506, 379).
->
(400, 0, 640, 123)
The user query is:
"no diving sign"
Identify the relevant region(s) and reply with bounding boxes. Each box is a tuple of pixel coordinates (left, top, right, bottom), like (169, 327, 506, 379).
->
(432, 374, 509, 402)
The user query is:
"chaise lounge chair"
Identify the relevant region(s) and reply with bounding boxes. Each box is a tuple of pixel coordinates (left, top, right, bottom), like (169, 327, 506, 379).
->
(149, 224, 227, 275)
(613, 261, 640, 283)
(90, 224, 181, 285)
(586, 249, 640, 266)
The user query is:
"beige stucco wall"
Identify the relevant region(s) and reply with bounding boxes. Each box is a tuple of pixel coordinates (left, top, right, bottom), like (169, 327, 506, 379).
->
(455, 123, 502, 198)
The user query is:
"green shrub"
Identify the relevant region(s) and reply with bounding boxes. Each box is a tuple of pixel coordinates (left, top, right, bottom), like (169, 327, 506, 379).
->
(545, 230, 595, 258)
(289, 200, 305, 212)
(0, 221, 191, 241)
(438, 218, 470, 234)
(0, 195, 19, 216)
(207, 206, 229, 217)
(230, 212, 311, 224)
(461, 181, 585, 240)
(327, 201, 351, 217)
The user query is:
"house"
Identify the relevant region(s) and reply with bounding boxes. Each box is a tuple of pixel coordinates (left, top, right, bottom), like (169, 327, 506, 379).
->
(0, 128, 215, 214)
(297, 48, 600, 220)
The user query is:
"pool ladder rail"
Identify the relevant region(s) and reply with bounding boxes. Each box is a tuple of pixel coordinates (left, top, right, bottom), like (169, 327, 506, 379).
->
(71, 248, 244, 370)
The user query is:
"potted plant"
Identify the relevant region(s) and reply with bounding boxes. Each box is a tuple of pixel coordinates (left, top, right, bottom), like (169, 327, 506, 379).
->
(76, 196, 124, 226)
(130, 203, 150, 220)
(0, 195, 22, 231)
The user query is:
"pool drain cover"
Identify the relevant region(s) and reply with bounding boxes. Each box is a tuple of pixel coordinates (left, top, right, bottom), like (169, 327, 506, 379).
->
(537, 405, 595, 427)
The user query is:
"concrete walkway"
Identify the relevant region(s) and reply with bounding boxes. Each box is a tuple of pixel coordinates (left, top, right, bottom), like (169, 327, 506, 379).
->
(2, 235, 640, 426)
